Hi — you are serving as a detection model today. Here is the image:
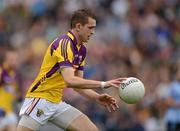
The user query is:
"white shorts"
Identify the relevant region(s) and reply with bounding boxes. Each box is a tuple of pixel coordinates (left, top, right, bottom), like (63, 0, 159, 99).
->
(0, 112, 18, 129)
(19, 98, 82, 130)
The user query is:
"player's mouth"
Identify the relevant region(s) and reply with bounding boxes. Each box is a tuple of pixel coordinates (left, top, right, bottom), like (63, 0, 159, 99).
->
(88, 35, 91, 39)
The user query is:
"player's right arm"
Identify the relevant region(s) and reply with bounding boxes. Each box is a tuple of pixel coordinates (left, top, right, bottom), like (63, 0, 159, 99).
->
(61, 67, 126, 89)
(51, 36, 126, 89)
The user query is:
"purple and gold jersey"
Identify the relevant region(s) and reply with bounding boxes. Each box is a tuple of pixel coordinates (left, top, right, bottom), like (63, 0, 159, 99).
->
(0, 65, 18, 113)
(26, 31, 86, 103)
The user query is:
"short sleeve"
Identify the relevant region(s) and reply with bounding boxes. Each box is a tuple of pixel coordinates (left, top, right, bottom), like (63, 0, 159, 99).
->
(50, 38, 74, 68)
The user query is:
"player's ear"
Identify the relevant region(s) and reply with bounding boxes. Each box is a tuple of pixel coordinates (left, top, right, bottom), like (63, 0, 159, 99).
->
(75, 23, 82, 32)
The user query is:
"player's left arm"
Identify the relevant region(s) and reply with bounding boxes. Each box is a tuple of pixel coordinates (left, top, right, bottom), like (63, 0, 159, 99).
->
(74, 70, 119, 112)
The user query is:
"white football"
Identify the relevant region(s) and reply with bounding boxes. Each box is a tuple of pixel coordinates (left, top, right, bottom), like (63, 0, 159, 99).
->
(118, 77, 145, 104)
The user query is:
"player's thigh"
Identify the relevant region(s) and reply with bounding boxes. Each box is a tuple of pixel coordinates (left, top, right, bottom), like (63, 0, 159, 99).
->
(50, 104, 81, 129)
(16, 125, 33, 131)
(67, 114, 98, 131)
(50, 105, 98, 131)
(16, 115, 41, 131)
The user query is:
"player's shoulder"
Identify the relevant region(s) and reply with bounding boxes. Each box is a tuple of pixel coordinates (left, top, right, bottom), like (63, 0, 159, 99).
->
(57, 34, 73, 45)
(50, 34, 71, 48)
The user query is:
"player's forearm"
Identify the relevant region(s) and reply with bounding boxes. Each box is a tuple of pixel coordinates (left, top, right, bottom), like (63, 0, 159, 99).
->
(65, 76, 102, 89)
(74, 89, 100, 100)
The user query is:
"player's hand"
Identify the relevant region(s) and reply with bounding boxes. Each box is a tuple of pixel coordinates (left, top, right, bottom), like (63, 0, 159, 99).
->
(104, 77, 127, 88)
(96, 93, 119, 112)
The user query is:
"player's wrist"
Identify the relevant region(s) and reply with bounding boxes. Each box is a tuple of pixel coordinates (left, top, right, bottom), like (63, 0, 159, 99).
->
(100, 81, 107, 89)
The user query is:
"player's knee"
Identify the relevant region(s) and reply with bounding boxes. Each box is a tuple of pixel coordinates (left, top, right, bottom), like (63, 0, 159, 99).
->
(88, 124, 99, 131)
(79, 122, 98, 131)
(16, 125, 33, 131)
(67, 114, 99, 131)
(17, 115, 41, 131)
(67, 124, 98, 131)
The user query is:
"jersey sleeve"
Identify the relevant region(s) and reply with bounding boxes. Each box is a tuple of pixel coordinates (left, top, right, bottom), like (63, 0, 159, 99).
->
(50, 38, 74, 68)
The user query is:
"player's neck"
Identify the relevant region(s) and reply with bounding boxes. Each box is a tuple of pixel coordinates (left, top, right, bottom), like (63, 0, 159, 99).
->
(70, 29, 82, 46)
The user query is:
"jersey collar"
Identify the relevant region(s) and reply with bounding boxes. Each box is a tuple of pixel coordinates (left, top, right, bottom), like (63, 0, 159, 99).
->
(67, 31, 78, 46)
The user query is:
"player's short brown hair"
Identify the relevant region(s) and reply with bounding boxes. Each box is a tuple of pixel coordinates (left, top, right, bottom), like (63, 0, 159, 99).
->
(70, 9, 96, 29)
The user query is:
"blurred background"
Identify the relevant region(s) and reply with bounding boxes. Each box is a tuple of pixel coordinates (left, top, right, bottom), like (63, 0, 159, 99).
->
(0, 0, 180, 131)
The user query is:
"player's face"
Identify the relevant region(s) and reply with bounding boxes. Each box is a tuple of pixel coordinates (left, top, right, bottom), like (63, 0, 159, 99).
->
(6, 51, 19, 68)
(79, 17, 96, 43)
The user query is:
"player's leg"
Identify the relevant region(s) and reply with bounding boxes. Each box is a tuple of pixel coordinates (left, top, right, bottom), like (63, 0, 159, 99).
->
(51, 112, 98, 131)
(17, 98, 57, 131)
(66, 114, 98, 131)
(16, 115, 41, 131)
(50, 102, 98, 131)
(16, 126, 33, 131)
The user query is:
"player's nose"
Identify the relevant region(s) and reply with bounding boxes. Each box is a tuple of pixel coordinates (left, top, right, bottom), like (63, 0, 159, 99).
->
(91, 29, 95, 35)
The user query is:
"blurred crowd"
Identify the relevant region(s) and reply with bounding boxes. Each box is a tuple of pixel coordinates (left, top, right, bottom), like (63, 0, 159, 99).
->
(0, 0, 180, 131)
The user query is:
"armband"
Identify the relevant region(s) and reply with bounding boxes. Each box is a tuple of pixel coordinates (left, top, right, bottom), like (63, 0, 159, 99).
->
(101, 81, 107, 89)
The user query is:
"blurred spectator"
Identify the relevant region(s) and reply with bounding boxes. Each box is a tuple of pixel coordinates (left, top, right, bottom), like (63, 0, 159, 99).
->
(0, 48, 21, 131)
(164, 66, 180, 131)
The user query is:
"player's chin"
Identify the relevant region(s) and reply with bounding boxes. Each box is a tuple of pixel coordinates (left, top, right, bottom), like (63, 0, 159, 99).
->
(83, 40, 89, 43)
(87, 37, 91, 41)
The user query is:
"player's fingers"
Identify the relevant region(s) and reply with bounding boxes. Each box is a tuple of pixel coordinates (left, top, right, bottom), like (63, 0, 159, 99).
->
(110, 104, 116, 111)
(104, 94, 110, 98)
(116, 77, 127, 82)
(107, 96, 115, 102)
(114, 102, 119, 109)
(111, 83, 119, 88)
(105, 95, 114, 100)
(112, 81, 122, 85)
(105, 105, 112, 112)
(111, 79, 126, 85)
(110, 99, 119, 109)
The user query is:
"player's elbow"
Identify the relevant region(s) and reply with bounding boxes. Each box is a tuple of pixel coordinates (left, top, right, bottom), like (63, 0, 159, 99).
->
(64, 78, 72, 86)
(63, 77, 76, 87)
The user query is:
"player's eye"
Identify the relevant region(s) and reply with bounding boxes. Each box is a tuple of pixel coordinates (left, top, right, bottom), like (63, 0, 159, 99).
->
(88, 26, 95, 29)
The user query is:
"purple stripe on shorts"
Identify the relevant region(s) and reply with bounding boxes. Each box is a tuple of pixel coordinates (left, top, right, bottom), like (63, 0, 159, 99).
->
(27, 98, 40, 115)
